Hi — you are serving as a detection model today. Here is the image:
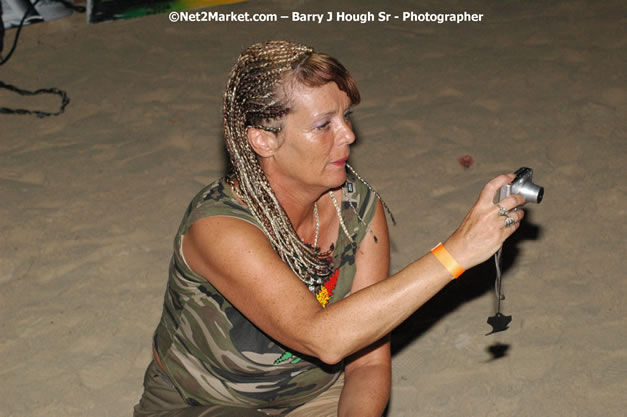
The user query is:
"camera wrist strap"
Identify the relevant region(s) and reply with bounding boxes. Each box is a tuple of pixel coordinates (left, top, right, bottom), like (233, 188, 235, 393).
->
(486, 248, 512, 335)
(494, 248, 504, 310)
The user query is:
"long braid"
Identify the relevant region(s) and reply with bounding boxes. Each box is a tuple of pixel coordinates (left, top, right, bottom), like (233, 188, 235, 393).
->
(346, 163, 396, 226)
(223, 41, 333, 290)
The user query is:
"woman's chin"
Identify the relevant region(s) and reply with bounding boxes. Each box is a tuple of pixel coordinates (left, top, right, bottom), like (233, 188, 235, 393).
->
(326, 169, 347, 189)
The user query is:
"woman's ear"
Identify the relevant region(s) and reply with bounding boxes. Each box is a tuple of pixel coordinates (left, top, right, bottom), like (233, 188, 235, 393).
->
(247, 127, 280, 158)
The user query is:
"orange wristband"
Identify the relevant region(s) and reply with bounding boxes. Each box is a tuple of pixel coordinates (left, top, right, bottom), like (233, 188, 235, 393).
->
(431, 243, 465, 279)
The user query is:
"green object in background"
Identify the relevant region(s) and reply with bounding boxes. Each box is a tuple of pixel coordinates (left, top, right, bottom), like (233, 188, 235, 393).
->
(87, 0, 247, 23)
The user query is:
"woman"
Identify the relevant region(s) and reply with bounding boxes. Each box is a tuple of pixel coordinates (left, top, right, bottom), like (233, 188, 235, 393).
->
(134, 40, 526, 417)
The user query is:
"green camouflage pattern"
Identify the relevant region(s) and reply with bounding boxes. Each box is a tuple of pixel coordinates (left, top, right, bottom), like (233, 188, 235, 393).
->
(152, 170, 378, 413)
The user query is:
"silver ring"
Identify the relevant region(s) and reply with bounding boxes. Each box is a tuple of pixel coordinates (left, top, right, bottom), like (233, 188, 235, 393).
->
(504, 216, 515, 228)
(497, 205, 508, 216)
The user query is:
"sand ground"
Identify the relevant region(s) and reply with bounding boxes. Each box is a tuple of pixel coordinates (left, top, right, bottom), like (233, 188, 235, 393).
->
(1, 0, 625, 416)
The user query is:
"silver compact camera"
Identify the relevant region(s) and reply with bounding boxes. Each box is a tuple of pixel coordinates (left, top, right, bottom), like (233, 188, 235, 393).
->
(494, 167, 544, 204)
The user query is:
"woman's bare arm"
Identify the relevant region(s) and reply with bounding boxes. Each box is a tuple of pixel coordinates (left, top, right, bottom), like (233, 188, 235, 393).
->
(338, 201, 391, 416)
(182, 174, 525, 364)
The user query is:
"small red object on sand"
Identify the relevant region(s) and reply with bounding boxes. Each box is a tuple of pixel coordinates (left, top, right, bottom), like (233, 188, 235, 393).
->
(457, 154, 474, 168)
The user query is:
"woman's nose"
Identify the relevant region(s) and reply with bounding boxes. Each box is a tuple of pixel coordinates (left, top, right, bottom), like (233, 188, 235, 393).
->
(337, 120, 356, 145)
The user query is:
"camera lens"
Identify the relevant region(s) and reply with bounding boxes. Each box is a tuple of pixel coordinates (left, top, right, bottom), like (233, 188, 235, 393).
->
(518, 182, 544, 203)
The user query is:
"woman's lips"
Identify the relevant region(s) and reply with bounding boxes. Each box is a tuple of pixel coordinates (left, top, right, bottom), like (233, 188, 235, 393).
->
(330, 157, 348, 166)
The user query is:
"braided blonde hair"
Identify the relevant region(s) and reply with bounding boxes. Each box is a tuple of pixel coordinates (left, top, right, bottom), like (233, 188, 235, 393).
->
(223, 40, 361, 290)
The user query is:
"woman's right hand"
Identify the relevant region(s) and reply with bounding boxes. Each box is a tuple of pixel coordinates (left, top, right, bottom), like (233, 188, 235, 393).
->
(443, 173, 526, 270)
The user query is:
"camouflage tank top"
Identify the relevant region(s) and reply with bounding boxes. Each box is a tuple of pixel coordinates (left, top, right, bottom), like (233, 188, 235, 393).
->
(153, 170, 378, 414)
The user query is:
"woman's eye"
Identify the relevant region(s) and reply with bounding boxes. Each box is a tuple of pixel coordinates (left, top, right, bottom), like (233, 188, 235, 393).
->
(344, 110, 353, 120)
(316, 121, 331, 130)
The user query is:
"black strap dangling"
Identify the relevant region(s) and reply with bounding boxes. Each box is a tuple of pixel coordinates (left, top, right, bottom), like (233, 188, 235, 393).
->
(486, 247, 512, 335)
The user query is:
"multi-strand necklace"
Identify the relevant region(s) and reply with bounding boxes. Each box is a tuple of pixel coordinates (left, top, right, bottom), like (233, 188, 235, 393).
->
(308, 191, 353, 250)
